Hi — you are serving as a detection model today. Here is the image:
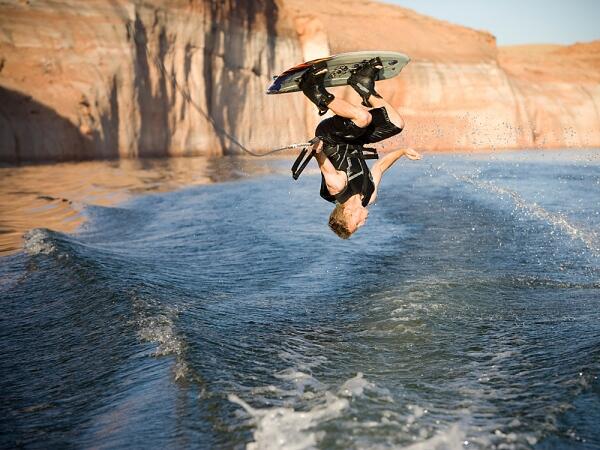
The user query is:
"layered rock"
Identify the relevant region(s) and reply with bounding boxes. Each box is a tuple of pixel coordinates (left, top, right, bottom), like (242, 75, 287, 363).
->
(282, 0, 600, 151)
(0, 0, 306, 162)
(498, 42, 600, 148)
(1, 0, 599, 163)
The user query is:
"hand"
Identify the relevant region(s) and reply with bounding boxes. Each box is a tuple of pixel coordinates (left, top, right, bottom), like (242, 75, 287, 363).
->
(404, 148, 422, 160)
(312, 139, 324, 154)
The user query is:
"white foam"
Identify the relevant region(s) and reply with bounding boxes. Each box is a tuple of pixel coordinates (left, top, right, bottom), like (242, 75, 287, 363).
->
(338, 372, 373, 397)
(229, 392, 349, 450)
(402, 423, 466, 450)
(274, 369, 325, 395)
(23, 228, 57, 255)
(229, 371, 388, 450)
(406, 404, 426, 424)
(229, 369, 522, 449)
(133, 298, 188, 380)
(137, 314, 183, 357)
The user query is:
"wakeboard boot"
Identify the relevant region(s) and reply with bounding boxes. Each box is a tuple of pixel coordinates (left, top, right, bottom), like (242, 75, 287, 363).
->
(298, 62, 335, 116)
(348, 57, 383, 107)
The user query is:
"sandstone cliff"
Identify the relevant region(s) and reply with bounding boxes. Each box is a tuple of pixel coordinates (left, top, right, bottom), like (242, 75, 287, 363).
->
(498, 42, 600, 148)
(282, 0, 600, 151)
(0, 0, 306, 162)
(1, 0, 599, 162)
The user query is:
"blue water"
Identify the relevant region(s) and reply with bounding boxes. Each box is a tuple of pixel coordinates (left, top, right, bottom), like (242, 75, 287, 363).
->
(1, 151, 599, 449)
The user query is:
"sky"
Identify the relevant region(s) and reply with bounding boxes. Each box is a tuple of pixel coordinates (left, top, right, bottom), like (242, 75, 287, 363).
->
(385, 0, 600, 46)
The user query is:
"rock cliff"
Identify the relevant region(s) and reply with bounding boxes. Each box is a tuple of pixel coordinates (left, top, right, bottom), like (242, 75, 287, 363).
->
(282, 0, 600, 151)
(0, 0, 598, 162)
(0, 0, 306, 162)
(498, 42, 600, 148)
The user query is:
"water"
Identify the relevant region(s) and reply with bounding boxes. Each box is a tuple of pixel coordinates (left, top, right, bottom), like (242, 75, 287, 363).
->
(1, 150, 599, 449)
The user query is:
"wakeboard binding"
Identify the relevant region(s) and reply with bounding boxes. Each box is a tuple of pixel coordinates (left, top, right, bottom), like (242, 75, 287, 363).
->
(348, 57, 383, 107)
(298, 62, 335, 116)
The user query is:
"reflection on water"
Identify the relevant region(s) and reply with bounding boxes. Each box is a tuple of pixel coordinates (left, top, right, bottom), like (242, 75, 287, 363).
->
(0, 156, 278, 255)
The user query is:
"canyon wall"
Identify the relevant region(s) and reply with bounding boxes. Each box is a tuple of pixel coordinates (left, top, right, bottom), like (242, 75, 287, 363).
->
(498, 42, 600, 148)
(0, 0, 306, 162)
(0, 0, 599, 163)
(283, 0, 600, 151)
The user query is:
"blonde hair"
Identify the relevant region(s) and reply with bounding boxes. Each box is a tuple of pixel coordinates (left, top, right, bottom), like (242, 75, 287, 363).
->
(328, 203, 353, 239)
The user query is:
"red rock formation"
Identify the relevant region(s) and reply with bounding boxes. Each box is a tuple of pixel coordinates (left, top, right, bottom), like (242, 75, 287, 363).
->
(498, 42, 600, 148)
(281, 0, 600, 151)
(0, 0, 306, 162)
(0, 0, 598, 162)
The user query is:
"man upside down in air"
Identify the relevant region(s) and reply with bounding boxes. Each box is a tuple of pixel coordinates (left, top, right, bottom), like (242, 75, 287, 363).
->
(295, 57, 421, 239)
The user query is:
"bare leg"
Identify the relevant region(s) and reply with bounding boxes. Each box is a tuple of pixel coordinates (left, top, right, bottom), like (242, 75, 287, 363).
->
(327, 97, 372, 128)
(367, 96, 405, 129)
(326, 93, 404, 130)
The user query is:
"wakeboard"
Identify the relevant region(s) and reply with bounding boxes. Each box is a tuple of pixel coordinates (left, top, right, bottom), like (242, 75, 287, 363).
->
(267, 51, 410, 95)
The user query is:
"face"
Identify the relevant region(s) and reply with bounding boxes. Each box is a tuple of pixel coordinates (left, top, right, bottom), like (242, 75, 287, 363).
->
(345, 206, 369, 233)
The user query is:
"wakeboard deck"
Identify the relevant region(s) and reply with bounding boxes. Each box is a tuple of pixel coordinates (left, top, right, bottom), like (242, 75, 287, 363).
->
(267, 51, 410, 95)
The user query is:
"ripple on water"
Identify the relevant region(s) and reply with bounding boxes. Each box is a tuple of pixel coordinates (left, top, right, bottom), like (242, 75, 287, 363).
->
(2, 151, 599, 449)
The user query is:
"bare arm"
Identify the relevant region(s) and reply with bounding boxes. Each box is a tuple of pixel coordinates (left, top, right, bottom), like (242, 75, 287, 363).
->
(368, 148, 421, 205)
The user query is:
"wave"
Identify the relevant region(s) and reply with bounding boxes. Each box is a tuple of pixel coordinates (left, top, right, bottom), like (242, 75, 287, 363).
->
(131, 294, 189, 381)
(452, 172, 600, 256)
(228, 372, 369, 450)
(229, 391, 348, 450)
(228, 370, 474, 450)
(22, 226, 110, 259)
(23, 228, 58, 256)
(21, 226, 190, 382)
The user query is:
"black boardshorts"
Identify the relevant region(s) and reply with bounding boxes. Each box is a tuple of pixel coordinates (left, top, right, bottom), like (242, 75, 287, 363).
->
(315, 107, 403, 145)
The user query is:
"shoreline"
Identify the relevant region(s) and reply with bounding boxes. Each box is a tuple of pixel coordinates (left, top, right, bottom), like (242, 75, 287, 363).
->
(2, 146, 599, 168)
(0, 156, 275, 256)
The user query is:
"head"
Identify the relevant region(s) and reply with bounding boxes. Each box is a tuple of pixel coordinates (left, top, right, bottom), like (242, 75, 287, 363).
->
(328, 202, 369, 239)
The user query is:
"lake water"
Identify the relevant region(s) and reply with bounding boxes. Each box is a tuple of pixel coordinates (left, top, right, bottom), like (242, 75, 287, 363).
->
(1, 150, 599, 449)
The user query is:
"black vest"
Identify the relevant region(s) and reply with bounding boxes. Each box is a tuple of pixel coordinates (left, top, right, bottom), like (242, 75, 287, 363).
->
(319, 144, 378, 207)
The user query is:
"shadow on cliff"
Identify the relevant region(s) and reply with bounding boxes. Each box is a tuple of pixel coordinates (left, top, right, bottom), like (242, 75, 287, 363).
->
(132, 13, 171, 157)
(203, 0, 279, 154)
(121, 0, 280, 157)
(0, 86, 119, 164)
